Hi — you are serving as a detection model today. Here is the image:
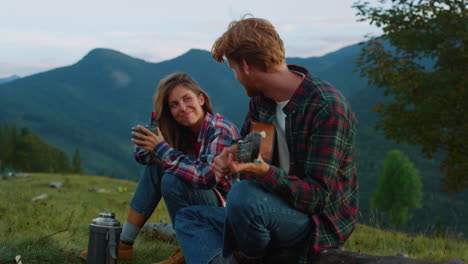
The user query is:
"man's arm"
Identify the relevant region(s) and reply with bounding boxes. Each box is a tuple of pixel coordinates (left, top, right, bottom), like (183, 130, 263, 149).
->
(262, 109, 353, 215)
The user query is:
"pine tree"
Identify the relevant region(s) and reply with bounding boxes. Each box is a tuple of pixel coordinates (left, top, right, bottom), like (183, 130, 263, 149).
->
(72, 147, 84, 174)
(372, 150, 423, 227)
(11, 127, 29, 171)
(0, 124, 11, 170)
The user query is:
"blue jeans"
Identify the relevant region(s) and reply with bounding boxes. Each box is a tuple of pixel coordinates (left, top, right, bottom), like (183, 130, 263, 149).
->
(130, 164, 220, 227)
(175, 180, 312, 264)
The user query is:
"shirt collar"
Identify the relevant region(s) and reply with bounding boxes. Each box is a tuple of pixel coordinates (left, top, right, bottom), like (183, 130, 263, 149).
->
(282, 65, 310, 114)
(254, 64, 311, 122)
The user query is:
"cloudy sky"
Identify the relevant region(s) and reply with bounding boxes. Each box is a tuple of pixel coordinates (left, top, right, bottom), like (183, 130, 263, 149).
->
(0, 0, 383, 78)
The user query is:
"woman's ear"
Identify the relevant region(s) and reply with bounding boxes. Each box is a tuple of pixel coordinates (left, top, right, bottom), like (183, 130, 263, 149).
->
(198, 93, 205, 106)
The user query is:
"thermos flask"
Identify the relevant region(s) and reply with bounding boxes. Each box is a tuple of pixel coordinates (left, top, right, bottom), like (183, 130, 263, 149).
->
(86, 211, 122, 264)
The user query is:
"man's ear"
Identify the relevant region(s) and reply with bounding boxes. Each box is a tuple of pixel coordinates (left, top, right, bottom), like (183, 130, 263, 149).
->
(241, 59, 251, 75)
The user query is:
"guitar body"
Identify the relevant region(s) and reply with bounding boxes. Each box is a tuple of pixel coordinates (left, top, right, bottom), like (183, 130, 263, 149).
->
(251, 122, 275, 164)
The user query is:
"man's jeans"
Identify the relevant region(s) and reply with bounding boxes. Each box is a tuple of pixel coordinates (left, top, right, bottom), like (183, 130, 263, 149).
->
(130, 164, 219, 227)
(175, 180, 312, 264)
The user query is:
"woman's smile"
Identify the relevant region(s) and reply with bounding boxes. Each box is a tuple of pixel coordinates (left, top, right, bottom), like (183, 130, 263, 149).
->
(168, 84, 206, 133)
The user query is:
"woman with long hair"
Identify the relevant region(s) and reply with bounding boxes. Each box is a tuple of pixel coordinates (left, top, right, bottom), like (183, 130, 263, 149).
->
(81, 72, 239, 263)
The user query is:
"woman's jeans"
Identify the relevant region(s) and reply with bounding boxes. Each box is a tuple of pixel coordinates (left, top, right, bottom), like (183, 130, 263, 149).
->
(175, 180, 312, 264)
(130, 164, 219, 227)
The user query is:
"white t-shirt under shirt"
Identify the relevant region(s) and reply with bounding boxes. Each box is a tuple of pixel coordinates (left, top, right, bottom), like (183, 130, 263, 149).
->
(275, 100, 290, 173)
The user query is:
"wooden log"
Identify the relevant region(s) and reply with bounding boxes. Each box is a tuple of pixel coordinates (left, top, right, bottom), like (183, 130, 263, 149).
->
(313, 249, 464, 264)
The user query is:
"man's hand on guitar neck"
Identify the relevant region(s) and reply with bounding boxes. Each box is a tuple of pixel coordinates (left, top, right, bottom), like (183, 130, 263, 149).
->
(212, 147, 270, 183)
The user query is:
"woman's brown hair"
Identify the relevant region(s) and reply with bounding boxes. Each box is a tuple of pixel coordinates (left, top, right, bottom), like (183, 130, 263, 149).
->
(153, 72, 213, 155)
(211, 16, 285, 72)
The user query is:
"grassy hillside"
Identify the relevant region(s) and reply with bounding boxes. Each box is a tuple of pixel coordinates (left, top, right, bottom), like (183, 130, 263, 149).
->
(0, 173, 174, 263)
(0, 173, 466, 263)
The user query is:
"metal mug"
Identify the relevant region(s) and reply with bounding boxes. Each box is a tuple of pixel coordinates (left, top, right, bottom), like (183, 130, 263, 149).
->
(131, 125, 158, 146)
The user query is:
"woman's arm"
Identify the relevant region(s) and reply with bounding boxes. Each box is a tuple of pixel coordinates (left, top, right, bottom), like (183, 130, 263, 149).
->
(153, 115, 239, 189)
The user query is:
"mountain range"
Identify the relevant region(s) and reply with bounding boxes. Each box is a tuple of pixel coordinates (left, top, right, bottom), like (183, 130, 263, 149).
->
(0, 46, 367, 179)
(0, 45, 466, 235)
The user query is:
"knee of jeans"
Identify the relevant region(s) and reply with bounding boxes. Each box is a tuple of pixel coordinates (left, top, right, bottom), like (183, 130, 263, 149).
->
(174, 206, 203, 230)
(226, 181, 260, 221)
(140, 164, 161, 183)
(227, 181, 261, 204)
(146, 164, 160, 174)
(174, 207, 190, 230)
(143, 163, 159, 174)
(228, 180, 250, 197)
(161, 173, 185, 198)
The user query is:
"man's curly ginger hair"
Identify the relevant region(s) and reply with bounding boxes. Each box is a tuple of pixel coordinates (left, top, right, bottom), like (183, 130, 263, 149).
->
(211, 16, 286, 72)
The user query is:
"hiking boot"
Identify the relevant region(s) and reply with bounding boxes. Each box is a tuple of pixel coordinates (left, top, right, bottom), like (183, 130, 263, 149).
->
(79, 241, 134, 261)
(153, 247, 185, 264)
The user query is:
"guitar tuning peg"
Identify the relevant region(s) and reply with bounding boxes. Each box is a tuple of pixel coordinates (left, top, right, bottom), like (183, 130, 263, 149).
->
(259, 131, 266, 138)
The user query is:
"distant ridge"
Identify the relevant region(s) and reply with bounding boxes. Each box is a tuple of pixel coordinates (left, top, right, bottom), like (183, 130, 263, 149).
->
(176, 48, 210, 58)
(76, 48, 150, 67)
(0, 75, 20, 85)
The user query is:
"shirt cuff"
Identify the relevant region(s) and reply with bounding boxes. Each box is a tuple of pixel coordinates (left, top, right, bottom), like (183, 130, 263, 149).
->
(260, 165, 282, 193)
(153, 141, 172, 161)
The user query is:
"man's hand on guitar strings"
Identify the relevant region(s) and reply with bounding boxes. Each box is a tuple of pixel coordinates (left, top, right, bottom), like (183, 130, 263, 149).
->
(213, 146, 269, 182)
(228, 154, 270, 178)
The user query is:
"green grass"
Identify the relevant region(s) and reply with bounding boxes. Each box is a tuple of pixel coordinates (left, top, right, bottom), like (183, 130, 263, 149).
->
(347, 225, 467, 262)
(0, 173, 174, 263)
(0, 173, 466, 263)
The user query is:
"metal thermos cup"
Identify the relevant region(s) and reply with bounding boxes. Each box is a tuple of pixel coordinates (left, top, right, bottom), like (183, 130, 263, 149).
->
(86, 211, 122, 264)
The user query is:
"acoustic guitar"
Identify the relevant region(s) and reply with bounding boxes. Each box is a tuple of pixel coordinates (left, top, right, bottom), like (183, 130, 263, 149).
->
(230, 122, 275, 179)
